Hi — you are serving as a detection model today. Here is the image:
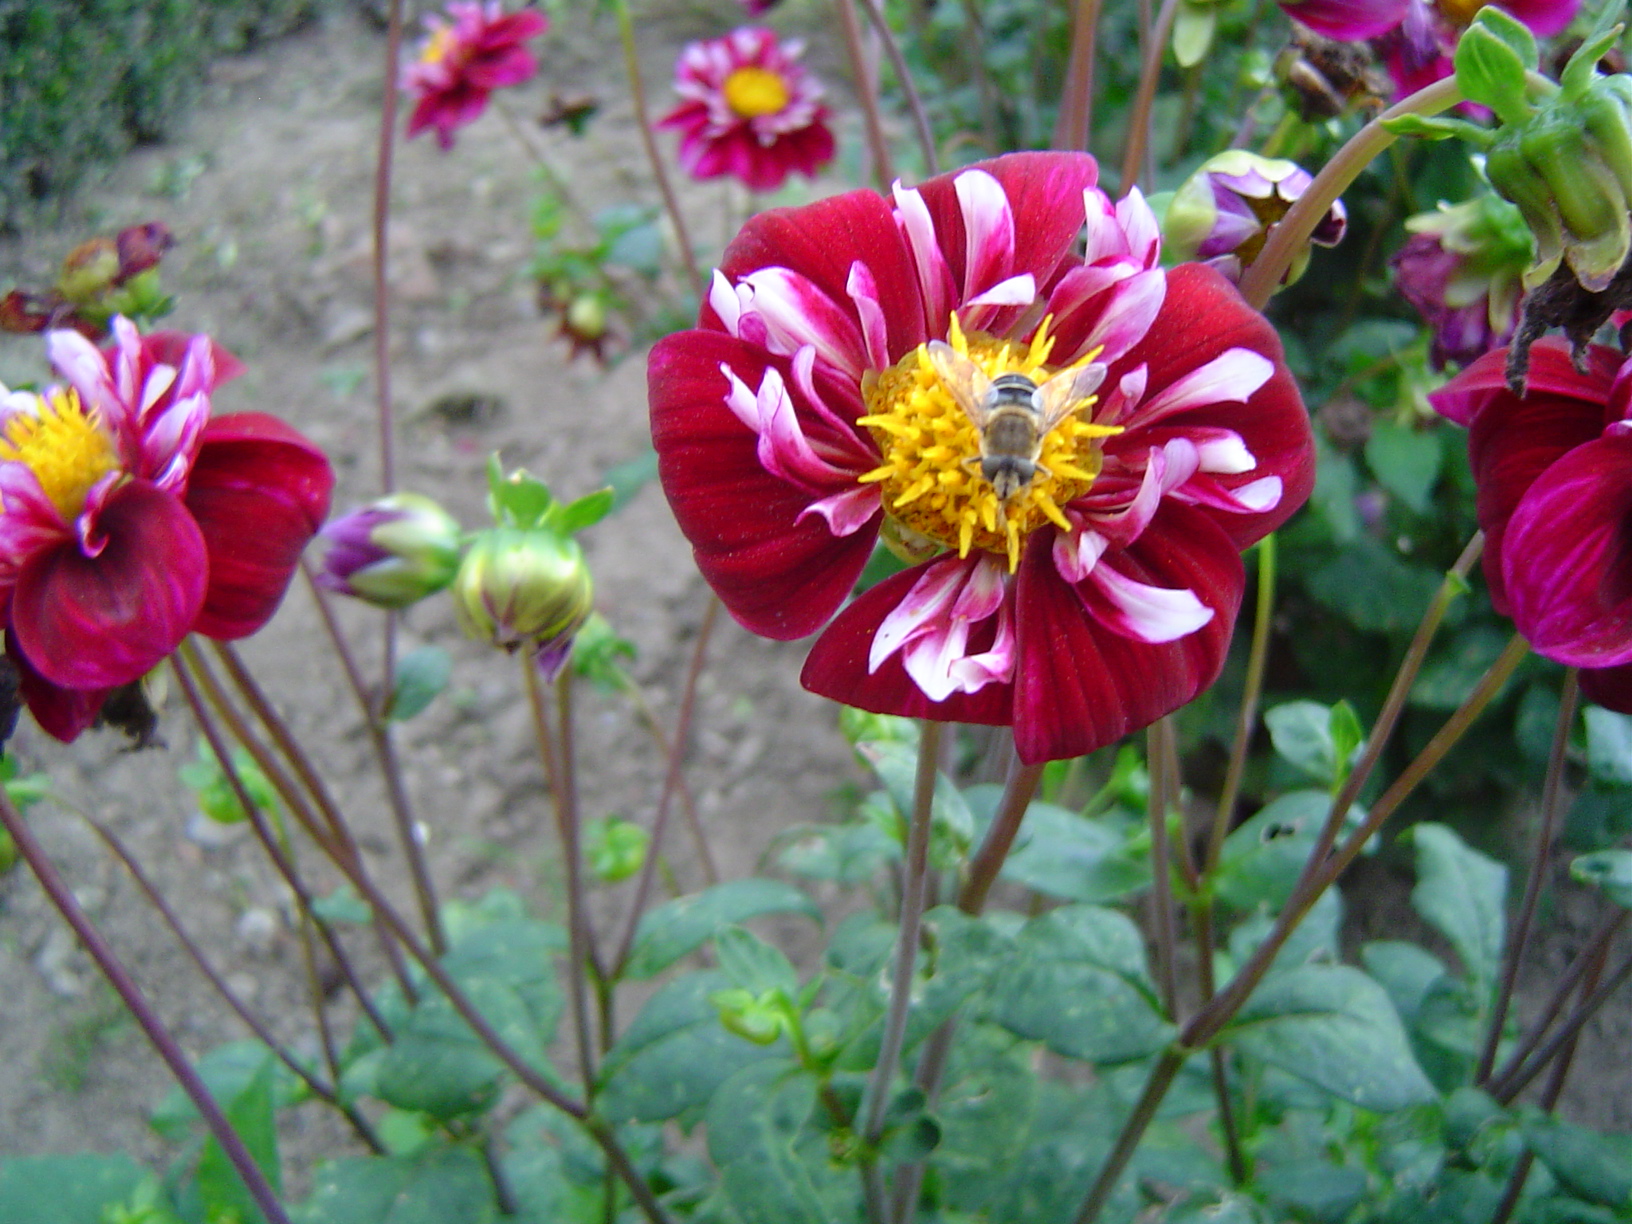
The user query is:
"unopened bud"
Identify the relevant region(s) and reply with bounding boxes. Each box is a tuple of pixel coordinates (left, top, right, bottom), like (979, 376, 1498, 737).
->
(1164, 151, 1346, 286)
(315, 493, 463, 608)
(452, 525, 593, 667)
(56, 239, 120, 304)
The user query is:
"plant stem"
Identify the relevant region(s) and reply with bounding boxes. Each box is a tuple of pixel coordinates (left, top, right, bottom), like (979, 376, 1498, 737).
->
(1071, 1047, 1186, 1223)
(854, 0, 938, 175)
(1054, 0, 1104, 149)
(613, 670, 717, 884)
(372, 0, 402, 493)
(525, 655, 598, 1099)
(1238, 75, 1462, 308)
(1206, 534, 1276, 874)
(1116, 0, 1183, 194)
(1491, 908, 1627, 1088)
(611, 595, 719, 978)
(1146, 719, 1180, 1019)
(1493, 940, 1632, 1103)
(611, 0, 704, 302)
(1478, 669, 1579, 1084)
(834, 0, 895, 189)
(0, 791, 294, 1224)
(959, 755, 1047, 914)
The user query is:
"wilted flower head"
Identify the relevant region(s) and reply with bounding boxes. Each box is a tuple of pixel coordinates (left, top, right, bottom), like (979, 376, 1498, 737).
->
(402, 1, 548, 149)
(1391, 193, 1530, 368)
(316, 492, 463, 608)
(657, 27, 835, 193)
(2, 222, 176, 340)
(1432, 339, 1632, 709)
(0, 319, 332, 741)
(650, 153, 1315, 762)
(1164, 151, 1346, 286)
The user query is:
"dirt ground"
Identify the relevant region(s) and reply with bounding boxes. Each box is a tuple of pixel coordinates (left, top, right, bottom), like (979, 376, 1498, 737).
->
(0, 0, 1627, 1189)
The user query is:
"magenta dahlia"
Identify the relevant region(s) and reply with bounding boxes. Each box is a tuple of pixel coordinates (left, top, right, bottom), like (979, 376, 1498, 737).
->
(657, 27, 835, 194)
(0, 319, 333, 741)
(649, 153, 1315, 763)
(1432, 340, 1632, 710)
(402, 1, 548, 150)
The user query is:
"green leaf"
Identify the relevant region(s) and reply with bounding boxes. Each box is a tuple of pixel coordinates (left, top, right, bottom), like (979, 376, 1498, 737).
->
(990, 905, 1172, 1064)
(311, 884, 372, 926)
(1411, 626, 1513, 711)
(1571, 849, 1632, 906)
(705, 1061, 855, 1224)
(583, 816, 648, 884)
(623, 880, 820, 980)
(151, 1040, 304, 1137)
(295, 1150, 495, 1224)
(932, 1026, 1040, 1215)
(1257, 1159, 1369, 1222)
(486, 456, 556, 528)
(194, 1053, 283, 1222)
(1362, 940, 1450, 1023)
(600, 971, 783, 1123)
(1521, 1112, 1632, 1208)
(1224, 964, 1436, 1111)
(1584, 705, 1632, 788)
(1215, 790, 1338, 910)
(387, 646, 451, 721)
(965, 785, 1149, 904)
(778, 821, 897, 883)
(855, 738, 974, 863)
(1307, 538, 1445, 633)
(1365, 422, 1443, 515)
(1171, 0, 1217, 68)
(715, 926, 799, 997)
(548, 487, 614, 536)
(1382, 114, 1495, 144)
(0, 1154, 147, 1224)
(1265, 702, 1346, 786)
(1410, 823, 1507, 988)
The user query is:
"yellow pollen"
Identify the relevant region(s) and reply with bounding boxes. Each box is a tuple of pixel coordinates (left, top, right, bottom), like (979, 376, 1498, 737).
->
(858, 315, 1122, 574)
(723, 66, 791, 118)
(0, 388, 118, 523)
(418, 25, 456, 66)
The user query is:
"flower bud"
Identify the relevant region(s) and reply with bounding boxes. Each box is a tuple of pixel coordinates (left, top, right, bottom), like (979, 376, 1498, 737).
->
(452, 525, 593, 668)
(315, 493, 463, 609)
(55, 238, 121, 305)
(1163, 151, 1346, 286)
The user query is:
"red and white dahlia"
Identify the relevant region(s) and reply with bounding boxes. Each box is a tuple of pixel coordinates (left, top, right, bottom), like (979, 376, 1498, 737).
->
(0, 318, 333, 741)
(402, 1, 547, 150)
(657, 27, 835, 194)
(649, 153, 1315, 762)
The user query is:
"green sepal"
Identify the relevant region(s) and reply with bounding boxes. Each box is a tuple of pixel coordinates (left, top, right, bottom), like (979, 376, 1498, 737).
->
(547, 487, 615, 536)
(1382, 114, 1494, 145)
(1455, 11, 1538, 126)
(1561, 9, 1626, 99)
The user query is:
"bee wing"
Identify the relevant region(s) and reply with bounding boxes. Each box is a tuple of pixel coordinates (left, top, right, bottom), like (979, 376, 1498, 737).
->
(926, 340, 995, 427)
(1034, 361, 1107, 432)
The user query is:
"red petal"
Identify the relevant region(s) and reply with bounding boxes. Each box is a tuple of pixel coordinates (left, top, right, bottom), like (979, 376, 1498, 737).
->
(799, 563, 1015, 725)
(911, 151, 1101, 303)
(1501, 433, 1632, 667)
(12, 481, 206, 690)
(1109, 263, 1314, 548)
(1581, 660, 1632, 713)
(7, 631, 109, 743)
(1431, 339, 1619, 428)
(715, 185, 927, 360)
(1011, 504, 1243, 763)
(185, 413, 334, 639)
(649, 332, 878, 639)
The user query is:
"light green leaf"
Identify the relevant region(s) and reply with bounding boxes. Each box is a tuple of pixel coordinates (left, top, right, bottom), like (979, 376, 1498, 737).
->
(387, 646, 452, 721)
(1265, 702, 1344, 786)
(295, 1150, 495, 1224)
(1410, 823, 1507, 988)
(715, 926, 799, 998)
(1365, 422, 1443, 515)
(1571, 849, 1632, 907)
(705, 1061, 854, 1224)
(1224, 964, 1436, 1111)
(1215, 790, 1337, 910)
(1584, 705, 1632, 788)
(623, 880, 820, 980)
(965, 785, 1149, 903)
(0, 1154, 147, 1224)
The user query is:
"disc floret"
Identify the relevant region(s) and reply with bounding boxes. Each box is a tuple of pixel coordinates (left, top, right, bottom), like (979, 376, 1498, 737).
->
(857, 316, 1120, 572)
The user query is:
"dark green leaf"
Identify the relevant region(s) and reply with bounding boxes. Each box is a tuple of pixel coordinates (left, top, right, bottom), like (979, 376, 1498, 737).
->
(990, 905, 1172, 1064)
(0, 1154, 147, 1224)
(151, 1040, 304, 1137)
(1308, 538, 1444, 633)
(1265, 702, 1344, 785)
(932, 1026, 1039, 1213)
(965, 784, 1148, 903)
(1257, 1159, 1369, 1222)
(1365, 422, 1443, 515)
(1571, 849, 1632, 906)
(1522, 1112, 1632, 1208)
(1584, 706, 1632, 788)
(295, 1150, 495, 1224)
(1410, 823, 1507, 988)
(600, 971, 783, 1123)
(705, 1061, 855, 1224)
(1215, 790, 1336, 910)
(387, 646, 451, 721)
(623, 880, 820, 980)
(1224, 964, 1436, 1111)
(1362, 940, 1450, 1022)
(715, 926, 799, 997)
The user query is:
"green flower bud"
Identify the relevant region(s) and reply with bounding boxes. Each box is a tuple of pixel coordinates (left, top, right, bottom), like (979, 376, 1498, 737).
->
(315, 493, 464, 609)
(453, 524, 594, 668)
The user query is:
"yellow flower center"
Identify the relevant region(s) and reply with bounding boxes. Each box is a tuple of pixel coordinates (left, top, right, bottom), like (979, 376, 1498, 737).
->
(1436, 0, 1486, 25)
(723, 67, 791, 119)
(856, 316, 1121, 573)
(418, 25, 456, 66)
(0, 388, 118, 523)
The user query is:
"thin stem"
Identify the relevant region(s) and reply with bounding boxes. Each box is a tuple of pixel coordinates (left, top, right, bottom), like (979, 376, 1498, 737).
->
(1238, 75, 1462, 308)
(1207, 534, 1276, 874)
(611, 0, 704, 303)
(834, 0, 894, 189)
(613, 671, 717, 885)
(953, 0, 1000, 152)
(611, 595, 720, 978)
(1477, 669, 1580, 1084)
(525, 655, 598, 1099)
(0, 791, 293, 1224)
(1492, 941, 1632, 1103)
(372, 0, 402, 492)
(1210, 1047, 1248, 1184)
(854, 0, 938, 175)
(1146, 719, 1180, 1020)
(862, 721, 944, 1149)
(1054, 0, 1104, 150)
(87, 819, 385, 1154)
(1071, 1047, 1186, 1224)
(958, 755, 1047, 914)
(1116, 0, 1183, 195)
(1492, 908, 1628, 1087)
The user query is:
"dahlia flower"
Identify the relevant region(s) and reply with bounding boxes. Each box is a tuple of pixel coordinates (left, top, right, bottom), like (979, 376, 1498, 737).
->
(1279, 0, 1580, 97)
(1390, 194, 1528, 369)
(402, 1, 548, 150)
(1431, 339, 1632, 709)
(0, 318, 333, 741)
(316, 492, 463, 609)
(657, 27, 835, 194)
(649, 154, 1314, 762)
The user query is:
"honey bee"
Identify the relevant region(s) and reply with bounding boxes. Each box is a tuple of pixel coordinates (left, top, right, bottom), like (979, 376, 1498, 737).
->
(926, 341, 1106, 504)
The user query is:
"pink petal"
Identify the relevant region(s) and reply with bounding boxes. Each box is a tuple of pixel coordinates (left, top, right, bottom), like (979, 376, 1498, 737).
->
(12, 481, 207, 690)
(954, 169, 1017, 304)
